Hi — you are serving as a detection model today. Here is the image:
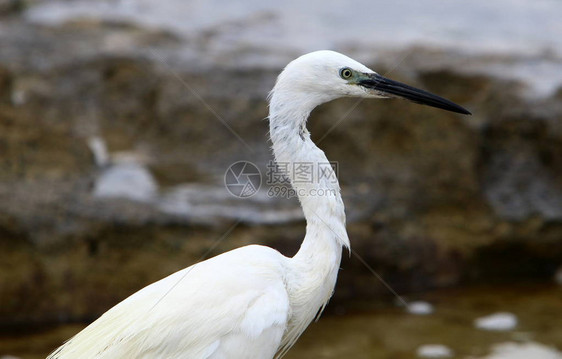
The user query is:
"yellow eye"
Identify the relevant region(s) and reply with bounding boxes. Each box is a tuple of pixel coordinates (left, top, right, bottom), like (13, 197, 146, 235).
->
(339, 67, 353, 79)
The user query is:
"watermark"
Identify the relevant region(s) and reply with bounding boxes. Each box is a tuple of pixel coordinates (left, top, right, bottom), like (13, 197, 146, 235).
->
(224, 161, 262, 198)
(265, 161, 338, 185)
(225, 160, 339, 199)
(266, 186, 337, 199)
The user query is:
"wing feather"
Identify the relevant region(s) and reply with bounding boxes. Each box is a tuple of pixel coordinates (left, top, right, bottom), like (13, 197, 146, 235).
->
(48, 245, 290, 359)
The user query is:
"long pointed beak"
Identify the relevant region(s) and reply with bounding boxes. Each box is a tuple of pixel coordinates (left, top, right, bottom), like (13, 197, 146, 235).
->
(359, 73, 471, 115)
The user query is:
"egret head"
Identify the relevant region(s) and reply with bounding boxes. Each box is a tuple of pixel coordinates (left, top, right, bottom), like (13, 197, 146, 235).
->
(270, 50, 470, 115)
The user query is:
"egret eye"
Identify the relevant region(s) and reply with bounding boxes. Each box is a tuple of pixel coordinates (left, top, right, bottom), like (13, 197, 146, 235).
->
(339, 67, 353, 80)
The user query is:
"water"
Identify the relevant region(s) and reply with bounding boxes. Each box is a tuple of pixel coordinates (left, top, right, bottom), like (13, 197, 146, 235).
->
(2, 284, 560, 358)
(288, 284, 562, 358)
(23, 0, 562, 98)
(26, 0, 562, 58)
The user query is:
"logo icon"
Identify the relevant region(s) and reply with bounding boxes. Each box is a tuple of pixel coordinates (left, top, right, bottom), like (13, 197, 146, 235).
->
(224, 161, 261, 198)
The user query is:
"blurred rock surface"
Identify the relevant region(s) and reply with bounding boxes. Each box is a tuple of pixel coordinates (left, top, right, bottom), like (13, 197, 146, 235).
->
(0, 0, 562, 328)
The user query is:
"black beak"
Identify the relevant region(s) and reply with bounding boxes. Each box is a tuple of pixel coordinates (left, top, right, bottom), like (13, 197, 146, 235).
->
(359, 73, 471, 115)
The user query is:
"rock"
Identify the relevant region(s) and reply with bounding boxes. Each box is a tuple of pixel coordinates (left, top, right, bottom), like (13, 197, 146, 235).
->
(0, 0, 22, 17)
(87, 136, 109, 167)
(481, 117, 562, 221)
(474, 312, 518, 331)
(93, 163, 158, 202)
(555, 267, 562, 285)
(0, 0, 562, 328)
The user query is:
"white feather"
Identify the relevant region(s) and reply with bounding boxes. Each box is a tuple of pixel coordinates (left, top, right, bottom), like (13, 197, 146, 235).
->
(49, 246, 290, 359)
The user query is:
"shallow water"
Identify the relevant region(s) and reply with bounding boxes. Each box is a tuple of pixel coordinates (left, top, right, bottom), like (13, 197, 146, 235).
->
(287, 284, 562, 358)
(23, 1, 562, 102)
(27, 0, 562, 58)
(1, 284, 560, 358)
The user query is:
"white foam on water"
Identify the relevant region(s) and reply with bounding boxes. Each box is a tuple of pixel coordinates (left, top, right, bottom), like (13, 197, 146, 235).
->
(407, 301, 434, 315)
(417, 344, 454, 358)
(474, 312, 518, 331)
(479, 342, 562, 359)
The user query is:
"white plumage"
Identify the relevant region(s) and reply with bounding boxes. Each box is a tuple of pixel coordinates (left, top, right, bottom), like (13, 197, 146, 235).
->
(49, 50, 469, 359)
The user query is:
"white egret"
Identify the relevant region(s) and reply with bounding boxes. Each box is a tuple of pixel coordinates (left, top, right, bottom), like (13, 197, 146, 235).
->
(48, 50, 470, 359)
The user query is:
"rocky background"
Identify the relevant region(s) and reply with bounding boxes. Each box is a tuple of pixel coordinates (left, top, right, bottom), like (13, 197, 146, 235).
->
(1, 0, 562, 331)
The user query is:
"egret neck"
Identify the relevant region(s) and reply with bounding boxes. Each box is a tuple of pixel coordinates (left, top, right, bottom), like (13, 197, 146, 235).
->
(268, 88, 349, 352)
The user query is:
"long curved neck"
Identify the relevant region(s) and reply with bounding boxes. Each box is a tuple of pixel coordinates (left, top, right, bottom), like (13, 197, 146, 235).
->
(268, 95, 350, 253)
(269, 90, 349, 263)
(268, 90, 350, 351)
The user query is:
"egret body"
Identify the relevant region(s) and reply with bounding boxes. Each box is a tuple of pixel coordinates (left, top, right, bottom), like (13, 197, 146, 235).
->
(49, 51, 469, 359)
